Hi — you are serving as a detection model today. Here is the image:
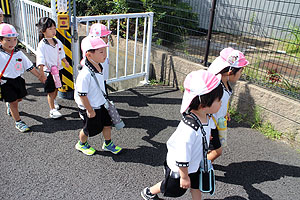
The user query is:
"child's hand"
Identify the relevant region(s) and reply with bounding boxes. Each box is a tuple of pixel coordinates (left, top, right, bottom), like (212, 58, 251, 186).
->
(39, 74, 47, 83)
(226, 112, 231, 121)
(87, 109, 96, 118)
(64, 61, 70, 68)
(180, 176, 191, 189)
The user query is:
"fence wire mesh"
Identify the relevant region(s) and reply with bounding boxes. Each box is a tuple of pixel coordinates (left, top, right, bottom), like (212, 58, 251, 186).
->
(127, 0, 300, 100)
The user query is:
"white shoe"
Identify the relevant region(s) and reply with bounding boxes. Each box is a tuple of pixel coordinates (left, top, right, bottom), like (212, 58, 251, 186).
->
(49, 109, 62, 119)
(54, 100, 60, 110)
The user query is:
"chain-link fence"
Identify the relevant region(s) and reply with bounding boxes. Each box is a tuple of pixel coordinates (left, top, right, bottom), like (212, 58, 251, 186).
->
(127, 0, 300, 100)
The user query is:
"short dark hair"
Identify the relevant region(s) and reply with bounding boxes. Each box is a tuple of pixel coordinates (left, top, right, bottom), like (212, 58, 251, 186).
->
(0, 36, 3, 41)
(188, 83, 223, 111)
(87, 49, 95, 53)
(219, 66, 242, 75)
(36, 17, 56, 41)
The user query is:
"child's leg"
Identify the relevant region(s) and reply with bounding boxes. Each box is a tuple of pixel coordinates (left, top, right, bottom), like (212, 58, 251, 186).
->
(102, 126, 112, 140)
(79, 129, 88, 143)
(190, 189, 202, 200)
(207, 147, 223, 162)
(47, 89, 58, 110)
(9, 100, 21, 121)
(149, 181, 162, 195)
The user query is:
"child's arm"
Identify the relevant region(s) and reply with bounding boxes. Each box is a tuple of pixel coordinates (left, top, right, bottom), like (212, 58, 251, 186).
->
(178, 167, 190, 189)
(61, 58, 70, 68)
(29, 67, 44, 83)
(37, 64, 47, 83)
(79, 96, 95, 118)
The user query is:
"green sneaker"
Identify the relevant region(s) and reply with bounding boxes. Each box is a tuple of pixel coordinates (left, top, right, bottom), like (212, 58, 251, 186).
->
(75, 141, 95, 156)
(102, 141, 122, 154)
(15, 121, 30, 132)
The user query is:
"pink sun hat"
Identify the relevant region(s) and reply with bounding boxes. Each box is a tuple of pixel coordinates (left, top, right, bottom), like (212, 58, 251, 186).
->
(208, 47, 249, 75)
(81, 35, 109, 56)
(180, 70, 221, 113)
(89, 23, 112, 38)
(0, 23, 19, 37)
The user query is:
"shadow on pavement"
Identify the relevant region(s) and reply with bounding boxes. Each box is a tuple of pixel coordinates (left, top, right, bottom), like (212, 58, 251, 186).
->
(214, 160, 300, 200)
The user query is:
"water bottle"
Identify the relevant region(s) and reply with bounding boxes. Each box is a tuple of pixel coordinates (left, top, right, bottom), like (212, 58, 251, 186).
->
(50, 65, 62, 88)
(218, 117, 228, 147)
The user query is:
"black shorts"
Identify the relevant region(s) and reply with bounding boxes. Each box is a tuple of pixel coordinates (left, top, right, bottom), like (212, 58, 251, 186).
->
(209, 128, 221, 150)
(160, 162, 200, 197)
(79, 106, 112, 137)
(44, 70, 63, 93)
(0, 76, 27, 102)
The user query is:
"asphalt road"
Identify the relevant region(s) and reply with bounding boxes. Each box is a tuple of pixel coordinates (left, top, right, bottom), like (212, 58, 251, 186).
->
(1, 60, 300, 200)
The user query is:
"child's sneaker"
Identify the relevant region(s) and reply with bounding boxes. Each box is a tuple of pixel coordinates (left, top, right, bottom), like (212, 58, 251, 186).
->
(15, 121, 30, 132)
(54, 100, 60, 110)
(6, 102, 11, 116)
(102, 141, 122, 154)
(75, 141, 96, 156)
(141, 187, 159, 200)
(49, 109, 62, 119)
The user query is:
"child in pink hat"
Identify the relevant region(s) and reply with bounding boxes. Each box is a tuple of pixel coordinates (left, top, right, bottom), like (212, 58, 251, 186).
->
(0, 23, 44, 132)
(74, 36, 122, 156)
(207, 47, 249, 162)
(141, 70, 223, 199)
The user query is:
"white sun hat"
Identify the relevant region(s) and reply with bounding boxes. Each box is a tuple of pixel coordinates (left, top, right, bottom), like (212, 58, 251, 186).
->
(180, 70, 221, 113)
(208, 47, 249, 75)
(81, 35, 109, 56)
(0, 23, 19, 37)
(89, 23, 112, 38)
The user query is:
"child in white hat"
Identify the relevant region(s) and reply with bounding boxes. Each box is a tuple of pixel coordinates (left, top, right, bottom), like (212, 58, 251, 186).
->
(74, 36, 122, 156)
(0, 23, 43, 132)
(207, 47, 249, 162)
(141, 70, 223, 199)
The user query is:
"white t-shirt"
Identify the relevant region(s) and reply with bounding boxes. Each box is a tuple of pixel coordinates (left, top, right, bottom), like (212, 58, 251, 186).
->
(213, 82, 232, 120)
(0, 47, 33, 79)
(74, 60, 107, 110)
(36, 38, 66, 72)
(166, 115, 214, 173)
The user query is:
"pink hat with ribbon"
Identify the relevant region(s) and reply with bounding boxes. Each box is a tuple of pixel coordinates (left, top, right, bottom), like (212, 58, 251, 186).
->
(89, 23, 112, 37)
(81, 35, 109, 56)
(180, 70, 221, 113)
(208, 47, 249, 75)
(0, 23, 19, 37)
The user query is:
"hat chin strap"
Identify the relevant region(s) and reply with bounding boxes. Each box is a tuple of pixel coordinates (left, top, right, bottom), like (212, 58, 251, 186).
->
(89, 57, 99, 65)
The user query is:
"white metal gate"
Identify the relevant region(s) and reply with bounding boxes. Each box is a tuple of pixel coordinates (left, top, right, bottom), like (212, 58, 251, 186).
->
(10, 0, 153, 85)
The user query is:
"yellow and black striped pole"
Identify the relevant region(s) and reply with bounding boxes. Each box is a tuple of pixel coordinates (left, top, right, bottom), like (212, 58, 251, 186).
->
(0, 0, 11, 16)
(55, 0, 74, 99)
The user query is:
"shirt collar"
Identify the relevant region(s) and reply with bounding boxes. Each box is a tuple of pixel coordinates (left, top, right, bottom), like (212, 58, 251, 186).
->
(85, 58, 103, 74)
(0, 45, 20, 55)
(43, 38, 58, 47)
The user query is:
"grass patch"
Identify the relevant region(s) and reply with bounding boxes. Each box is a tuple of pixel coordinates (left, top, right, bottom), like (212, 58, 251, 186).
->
(229, 106, 283, 140)
(149, 79, 164, 86)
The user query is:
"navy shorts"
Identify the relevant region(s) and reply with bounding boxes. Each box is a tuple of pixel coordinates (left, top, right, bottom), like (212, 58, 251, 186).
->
(209, 128, 221, 150)
(79, 105, 112, 137)
(160, 161, 200, 197)
(0, 76, 27, 102)
(44, 70, 63, 93)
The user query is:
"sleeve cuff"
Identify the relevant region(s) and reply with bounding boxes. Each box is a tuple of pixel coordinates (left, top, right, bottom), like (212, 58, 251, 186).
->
(176, 161, 189, 167)
(78, 92, 87, 96)
(26, 65, 34, 72)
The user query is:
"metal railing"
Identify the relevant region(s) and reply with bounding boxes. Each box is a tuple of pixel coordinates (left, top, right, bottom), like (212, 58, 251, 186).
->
(74, 12, 154, 84)
(12, 0, 52, 54)
(127, 0, 300, 100)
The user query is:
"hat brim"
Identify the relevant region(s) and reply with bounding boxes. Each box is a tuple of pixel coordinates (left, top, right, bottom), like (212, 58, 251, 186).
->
(180, 74, 221, 113)
(100, 30, 112, 37)
(208, 56, 229, 75)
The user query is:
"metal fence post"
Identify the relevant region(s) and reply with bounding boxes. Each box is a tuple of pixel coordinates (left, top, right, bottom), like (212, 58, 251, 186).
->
(20, 0, 29, 53)
(145, 12, 154, 83)
(204, 0, 217, 67)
